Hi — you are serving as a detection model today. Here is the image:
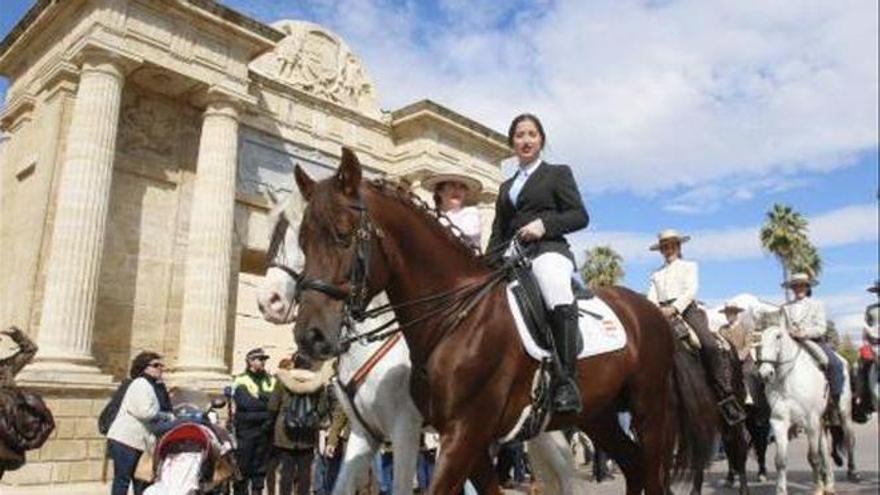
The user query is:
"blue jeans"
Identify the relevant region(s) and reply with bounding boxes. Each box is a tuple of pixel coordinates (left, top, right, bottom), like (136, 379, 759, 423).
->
(108, 440, 147, 495)
(417, 450, 435, 491)
(818, 341, 844, 398)
(373, 451, 393, 493)
(314, 452, 343, 495)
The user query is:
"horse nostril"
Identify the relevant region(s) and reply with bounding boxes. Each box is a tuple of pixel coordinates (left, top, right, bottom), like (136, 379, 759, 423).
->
(308, 327, 326, 346)
(269, 292, 281, 305)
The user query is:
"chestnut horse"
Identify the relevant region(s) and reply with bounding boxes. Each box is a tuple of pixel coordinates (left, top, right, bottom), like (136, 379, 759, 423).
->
(290, 148, 715, 494)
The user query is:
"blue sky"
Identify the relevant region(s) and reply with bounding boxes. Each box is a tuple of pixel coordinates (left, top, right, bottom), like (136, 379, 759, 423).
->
(1, 0, 877, 335)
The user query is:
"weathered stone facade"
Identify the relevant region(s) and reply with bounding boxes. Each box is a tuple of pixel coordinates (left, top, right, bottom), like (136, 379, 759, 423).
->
(0, 0, 508, 487)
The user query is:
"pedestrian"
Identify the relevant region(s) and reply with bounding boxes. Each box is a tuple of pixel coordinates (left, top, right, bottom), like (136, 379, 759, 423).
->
(416, 433, 438, 492)
(106, 351, 173, 495)
(268, 351, 333, 495)
(233, 348, 276, 495)
(315, 393, 348, 495)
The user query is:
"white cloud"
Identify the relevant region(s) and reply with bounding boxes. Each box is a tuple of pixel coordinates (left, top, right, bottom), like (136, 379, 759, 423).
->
(570, 202, 878, 264)
(278, 0, 879, 195)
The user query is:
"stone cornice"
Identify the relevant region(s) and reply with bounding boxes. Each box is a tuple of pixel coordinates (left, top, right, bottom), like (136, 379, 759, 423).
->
(180, 0, 285, 45)
(0, 0, 57, 63)
(0, 93, 37, 131)
(391, 99, 510, 161)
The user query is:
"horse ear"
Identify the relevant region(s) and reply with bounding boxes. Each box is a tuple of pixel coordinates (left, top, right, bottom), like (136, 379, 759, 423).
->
(294, 165, 315, 200)
(337, 146, 362, 198)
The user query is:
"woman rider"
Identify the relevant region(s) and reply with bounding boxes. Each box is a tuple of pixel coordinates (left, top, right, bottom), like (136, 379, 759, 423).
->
(422, 172, 483, 250)
(486, 113, 589, 414)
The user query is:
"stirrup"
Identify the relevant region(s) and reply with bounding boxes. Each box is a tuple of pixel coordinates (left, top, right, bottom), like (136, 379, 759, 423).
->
(718, 395, 746, 426)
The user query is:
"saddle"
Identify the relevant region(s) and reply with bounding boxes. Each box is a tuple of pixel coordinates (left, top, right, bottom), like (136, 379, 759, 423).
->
(507, 263, 586, 355)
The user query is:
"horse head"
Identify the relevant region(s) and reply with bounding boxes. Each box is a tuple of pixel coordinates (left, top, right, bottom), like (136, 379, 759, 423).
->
(757, 324, 787, 382)
(257, 186, 304, 324)
(291, 147, 388, 360)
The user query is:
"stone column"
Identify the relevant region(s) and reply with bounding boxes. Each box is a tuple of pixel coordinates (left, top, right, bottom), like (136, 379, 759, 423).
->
(21, 50, 127, 386)
(168, 95, 240, 389)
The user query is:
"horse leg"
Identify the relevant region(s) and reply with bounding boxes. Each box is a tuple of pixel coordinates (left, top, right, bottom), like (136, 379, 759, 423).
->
(527, 431, 576, 495)
(770, 417, 789, 495)
(750, 412, 770, 482)
(428, 426, 498, 495)
(583, 412, 644, 495)
(816, 424, 836, 494)
(468, 450, 502, 495)
(331, 431, 377, 495)
(389, 416, 421, 495)
(723, 422, 750, 495)
(843, 415, 859, 481)
(804, 419, 827, 495)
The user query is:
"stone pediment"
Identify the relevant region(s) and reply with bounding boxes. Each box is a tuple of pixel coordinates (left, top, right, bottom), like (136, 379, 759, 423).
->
(250, 20, 381, 119)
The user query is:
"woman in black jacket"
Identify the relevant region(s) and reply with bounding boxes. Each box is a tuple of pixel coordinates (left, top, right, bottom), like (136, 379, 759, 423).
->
(486, 113, 589, 413)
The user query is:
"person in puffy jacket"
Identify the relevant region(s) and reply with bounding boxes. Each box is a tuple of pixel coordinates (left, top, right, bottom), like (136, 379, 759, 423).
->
(268, 352, 333, 495)
(232, 348, 276, 495)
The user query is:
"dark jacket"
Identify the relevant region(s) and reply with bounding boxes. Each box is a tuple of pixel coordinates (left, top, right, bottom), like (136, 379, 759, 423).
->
(486, 162, 588, 266)
(232, 371, 275, 439)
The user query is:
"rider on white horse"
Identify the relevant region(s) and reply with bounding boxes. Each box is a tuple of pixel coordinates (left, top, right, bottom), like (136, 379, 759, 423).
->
(781, 273, 845, 420)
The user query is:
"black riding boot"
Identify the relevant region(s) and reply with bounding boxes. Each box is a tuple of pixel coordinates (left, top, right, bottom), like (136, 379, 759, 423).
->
(551, 304, 582, 414)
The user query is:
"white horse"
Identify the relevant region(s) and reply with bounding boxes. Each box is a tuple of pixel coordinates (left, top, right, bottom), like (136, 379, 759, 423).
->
(257, 190, 577, 495)
(757, 322, 855, 495)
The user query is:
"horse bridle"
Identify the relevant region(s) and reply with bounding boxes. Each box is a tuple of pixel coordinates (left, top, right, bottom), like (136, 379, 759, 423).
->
(266, 197, 374, 330)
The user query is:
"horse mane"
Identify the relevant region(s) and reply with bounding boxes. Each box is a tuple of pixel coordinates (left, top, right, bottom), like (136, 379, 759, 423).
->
(365, 179, 484, 262)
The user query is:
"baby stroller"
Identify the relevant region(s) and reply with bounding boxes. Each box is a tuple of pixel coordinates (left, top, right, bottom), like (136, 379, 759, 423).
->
(144, 389, 238, 494)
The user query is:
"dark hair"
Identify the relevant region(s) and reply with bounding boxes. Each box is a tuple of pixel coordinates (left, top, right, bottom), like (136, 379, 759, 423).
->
(507, 113, 547, 149)
(130, 351, 162, 378)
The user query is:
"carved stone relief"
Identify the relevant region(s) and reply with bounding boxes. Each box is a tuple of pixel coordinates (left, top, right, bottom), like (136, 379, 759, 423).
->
(118, 89, 176, 158)
(250, 20, 380, 119)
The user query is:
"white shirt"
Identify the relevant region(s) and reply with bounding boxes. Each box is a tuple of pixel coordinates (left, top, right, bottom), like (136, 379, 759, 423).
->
(782, 297, 827, 339)
(508, 158, 542, 204)
(441, 206, 482, 248)
(647, 258, 698, 314)
(107, 377, 160, 451)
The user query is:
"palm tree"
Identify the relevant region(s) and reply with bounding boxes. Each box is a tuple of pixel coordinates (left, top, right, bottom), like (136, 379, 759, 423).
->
(788, 240, 822, 279)
(759, 203, 809, 300)
(580, 246, 625, 288)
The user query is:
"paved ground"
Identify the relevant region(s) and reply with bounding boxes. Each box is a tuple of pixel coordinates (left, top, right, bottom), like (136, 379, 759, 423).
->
(3, 417, 877, 494)
(506, 416, 879, 494)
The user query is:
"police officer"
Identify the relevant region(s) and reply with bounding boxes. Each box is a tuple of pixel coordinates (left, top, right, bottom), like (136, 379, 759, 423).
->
(233, 348, 276, 494)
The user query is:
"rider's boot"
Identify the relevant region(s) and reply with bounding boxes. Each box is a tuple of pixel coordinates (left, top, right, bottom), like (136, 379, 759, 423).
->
(550, 303, 582, 414)
(708, 355, 747, 426)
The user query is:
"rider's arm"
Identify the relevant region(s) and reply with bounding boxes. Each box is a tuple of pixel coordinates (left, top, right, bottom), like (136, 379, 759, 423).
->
(671, 262, 697, 314)
(485, 193, 506, 265)
(799, 300, 827, 340)
(541, 165, 588, 238)
(125, 378, 160, 423)
(647, 275, 659, 305)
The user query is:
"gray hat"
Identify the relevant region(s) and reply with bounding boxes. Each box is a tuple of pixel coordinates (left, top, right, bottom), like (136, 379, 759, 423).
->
(718, 302, 746, 314)
(246, 348, 270, 361)
(868, 280, 879, 294)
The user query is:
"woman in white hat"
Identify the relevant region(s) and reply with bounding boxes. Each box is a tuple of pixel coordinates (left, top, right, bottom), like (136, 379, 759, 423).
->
(781, 273, 844, 414)
(647, 229, 745, 424)
(422, 173, 483, 249)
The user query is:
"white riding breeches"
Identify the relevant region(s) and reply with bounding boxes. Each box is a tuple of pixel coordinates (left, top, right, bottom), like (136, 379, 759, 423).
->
(531, 252, 576, 308)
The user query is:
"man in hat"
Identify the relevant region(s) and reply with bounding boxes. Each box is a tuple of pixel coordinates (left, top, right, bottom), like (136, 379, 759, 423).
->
(718, 302, 752, 363)
(232, 348, 276, 494)
(422, 172, 483, 249)
(647, 229, 745, 424)
(781, 273, 844, 417)
(856, 280, 879, 413)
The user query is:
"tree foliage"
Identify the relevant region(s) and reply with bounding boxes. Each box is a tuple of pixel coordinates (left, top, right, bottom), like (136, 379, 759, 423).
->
(580, 245, 625, 288)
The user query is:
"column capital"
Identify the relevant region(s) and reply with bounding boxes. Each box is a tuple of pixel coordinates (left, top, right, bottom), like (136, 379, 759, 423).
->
(71, 43, 142, 79)
(192, 85, 255, 116)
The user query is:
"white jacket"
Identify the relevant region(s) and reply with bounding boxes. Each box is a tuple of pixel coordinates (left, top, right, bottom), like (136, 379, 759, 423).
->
(782, 297, 827, 340)
(107, 377, 160, 451)
(647, 259, 698, 314)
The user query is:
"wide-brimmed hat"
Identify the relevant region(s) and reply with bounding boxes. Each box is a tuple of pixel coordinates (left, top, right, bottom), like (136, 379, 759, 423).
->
(868, 280, 879, 294)
(718, 302, 745, 314)
(781, 272, 818, 289)
(649, 229, 691, 251)
(421, 173, 482, 200)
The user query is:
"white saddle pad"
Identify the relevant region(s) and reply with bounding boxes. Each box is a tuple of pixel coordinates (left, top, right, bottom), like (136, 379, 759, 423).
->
(506, 282, 627, 361)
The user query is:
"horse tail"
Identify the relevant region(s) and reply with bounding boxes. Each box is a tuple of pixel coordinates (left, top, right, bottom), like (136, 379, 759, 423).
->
(667, 346, 717, 478)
